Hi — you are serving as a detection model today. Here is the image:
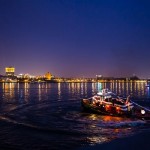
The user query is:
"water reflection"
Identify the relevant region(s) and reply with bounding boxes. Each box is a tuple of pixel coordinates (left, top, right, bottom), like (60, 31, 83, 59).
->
(87, 136, 108, 145)
(92, 83, 97, 95)
(0, 81, 149, 105)
(97, 82, 102, 92)
(2, 83, 16, 102)
(0, 82, 149, 149)
(81, 83, 84, 96)
(38, 83, 41, 101)
(88, 114, 98, 121)
(146, 86, 150, 98)
(68, 82, 89, 97)
(95, 81, 148, 98)
(58, 83, 61, 100)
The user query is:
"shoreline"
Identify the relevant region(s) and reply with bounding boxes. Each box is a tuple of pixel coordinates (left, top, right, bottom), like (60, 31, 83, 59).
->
(78, 130, 150, 150)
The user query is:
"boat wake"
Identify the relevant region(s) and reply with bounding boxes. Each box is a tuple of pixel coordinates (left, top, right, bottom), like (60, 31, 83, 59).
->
(97, 120, 146, 128)
(0, 99, 149, 148)
(0, 115, 85, 136)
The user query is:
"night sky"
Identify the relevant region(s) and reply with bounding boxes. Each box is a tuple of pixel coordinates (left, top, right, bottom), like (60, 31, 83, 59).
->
(0, 0, 150, 78)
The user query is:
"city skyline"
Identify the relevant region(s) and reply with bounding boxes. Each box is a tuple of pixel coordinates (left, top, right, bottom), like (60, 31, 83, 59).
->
(0, 66, 146, 79)
(0, 0, 150, 78)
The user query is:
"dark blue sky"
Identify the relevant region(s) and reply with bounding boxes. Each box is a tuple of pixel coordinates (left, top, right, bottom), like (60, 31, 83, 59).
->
(0, 0, 150, 78)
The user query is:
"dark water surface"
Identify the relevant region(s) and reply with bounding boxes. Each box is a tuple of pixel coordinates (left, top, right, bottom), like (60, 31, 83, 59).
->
(0, 82, 150, 150)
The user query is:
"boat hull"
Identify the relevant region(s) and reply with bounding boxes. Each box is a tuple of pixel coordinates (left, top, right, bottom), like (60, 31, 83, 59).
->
(81, 99, 132, 117)
(81, 99, 150, 119)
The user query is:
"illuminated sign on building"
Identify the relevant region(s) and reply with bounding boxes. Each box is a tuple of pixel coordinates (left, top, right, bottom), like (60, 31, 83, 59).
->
(5, 67, 15, 76)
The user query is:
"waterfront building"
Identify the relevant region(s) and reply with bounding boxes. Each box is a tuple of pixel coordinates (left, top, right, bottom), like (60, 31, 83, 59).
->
(45, 72, 53, 80)
(5, 66, 15, 76)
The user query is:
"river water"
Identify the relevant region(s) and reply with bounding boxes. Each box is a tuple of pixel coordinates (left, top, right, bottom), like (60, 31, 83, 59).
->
(0, 82, 150, 150)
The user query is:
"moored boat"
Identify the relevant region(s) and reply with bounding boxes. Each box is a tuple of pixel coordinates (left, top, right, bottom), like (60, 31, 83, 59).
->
(81, 89, 150, 119)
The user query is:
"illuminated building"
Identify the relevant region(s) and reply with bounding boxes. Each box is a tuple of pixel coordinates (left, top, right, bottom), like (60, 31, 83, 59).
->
(45, 72, 53, 80)
(5, 66, 15, 76)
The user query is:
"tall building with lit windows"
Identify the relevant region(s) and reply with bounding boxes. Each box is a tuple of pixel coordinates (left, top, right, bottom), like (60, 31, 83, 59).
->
(5, 66, 15, 76)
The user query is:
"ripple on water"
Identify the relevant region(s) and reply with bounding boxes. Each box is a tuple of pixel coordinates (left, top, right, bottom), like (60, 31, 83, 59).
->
(1, 101, 148, 147)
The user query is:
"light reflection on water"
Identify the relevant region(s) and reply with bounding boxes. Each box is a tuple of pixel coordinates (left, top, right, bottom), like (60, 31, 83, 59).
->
(1, 82, 149, 102)
(0, 82, 149, 149)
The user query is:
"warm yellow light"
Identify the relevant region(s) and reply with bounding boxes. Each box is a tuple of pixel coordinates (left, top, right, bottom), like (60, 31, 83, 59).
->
(5, 67, 15, 73)
(135, 80, 146, 83)
(116, 107, 120, 110)
(45, 72, 52, 80)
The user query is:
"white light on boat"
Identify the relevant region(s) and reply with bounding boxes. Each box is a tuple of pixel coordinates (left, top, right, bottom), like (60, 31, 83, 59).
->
(141, 109, 145, 115)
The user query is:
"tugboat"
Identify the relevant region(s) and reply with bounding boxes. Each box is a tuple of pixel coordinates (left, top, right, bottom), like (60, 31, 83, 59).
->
(81, 89, 150, 119)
